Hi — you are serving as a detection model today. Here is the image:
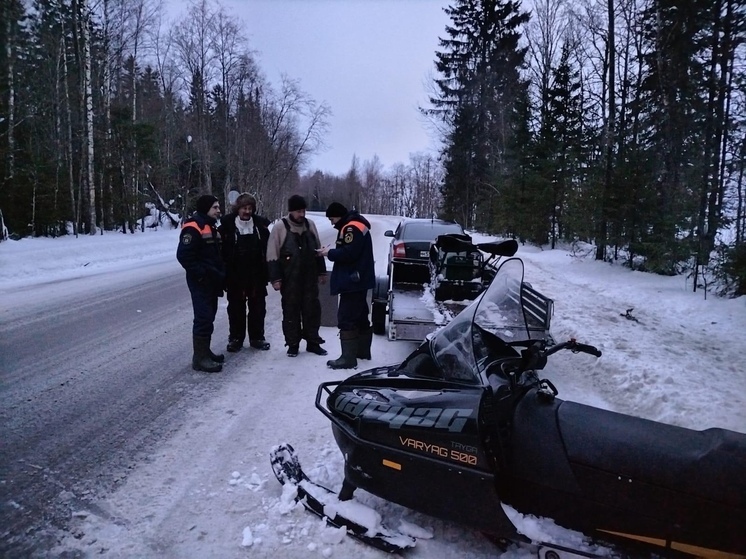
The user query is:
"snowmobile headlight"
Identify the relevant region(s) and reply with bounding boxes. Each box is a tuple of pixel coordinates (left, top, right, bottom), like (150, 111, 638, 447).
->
(352, 389, 389, 402)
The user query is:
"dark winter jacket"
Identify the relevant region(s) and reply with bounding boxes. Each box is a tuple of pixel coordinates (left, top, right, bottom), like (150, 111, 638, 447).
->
(176, 212, 225, 293)
(326, 210, 375, 295)
(218, 212, 270, 289)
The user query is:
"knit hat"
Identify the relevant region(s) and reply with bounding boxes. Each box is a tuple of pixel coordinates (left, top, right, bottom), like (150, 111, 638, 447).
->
(325, 202, 348, 218)
(287, 194, 307, 212)
(196, 194, 219, 215)
(234, 193, 256, 212)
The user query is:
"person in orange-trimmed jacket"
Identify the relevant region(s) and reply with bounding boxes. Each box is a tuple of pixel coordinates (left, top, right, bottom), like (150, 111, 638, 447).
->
(319, 202, 375, 369)
(177, 194, 226, 373)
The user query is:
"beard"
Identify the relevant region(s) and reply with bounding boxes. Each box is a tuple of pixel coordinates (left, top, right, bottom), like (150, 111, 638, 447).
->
(289, 214, 304, 225)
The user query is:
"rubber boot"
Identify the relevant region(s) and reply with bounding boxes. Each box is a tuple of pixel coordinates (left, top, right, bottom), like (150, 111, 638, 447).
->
(207, 335, 224, 362)
(192, 336, 222, 373)
(357, 326, 372, 360)
(326, 330, 358, 370)
(209, 346, 225, 362)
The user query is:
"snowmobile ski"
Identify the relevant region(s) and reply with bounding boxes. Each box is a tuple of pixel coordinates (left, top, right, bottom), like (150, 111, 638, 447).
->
(270, 443, 417, 554)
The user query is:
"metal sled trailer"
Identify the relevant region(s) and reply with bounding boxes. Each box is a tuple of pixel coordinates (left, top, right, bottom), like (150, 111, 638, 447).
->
(372, 255, 553, 343)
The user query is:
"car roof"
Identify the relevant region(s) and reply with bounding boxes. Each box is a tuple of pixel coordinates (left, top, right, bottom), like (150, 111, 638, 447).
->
(396, 219, 465, 240)
(399, 218, 461, 227)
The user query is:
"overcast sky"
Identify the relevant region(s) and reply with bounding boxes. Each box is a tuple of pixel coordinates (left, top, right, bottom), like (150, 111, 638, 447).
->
(169, 0, 451, 176)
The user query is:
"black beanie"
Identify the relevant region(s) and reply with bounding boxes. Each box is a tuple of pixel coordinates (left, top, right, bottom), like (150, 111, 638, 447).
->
(325, 202, 348, 218)
(196, 194, 218, 215)
(287, 194, 307, 212)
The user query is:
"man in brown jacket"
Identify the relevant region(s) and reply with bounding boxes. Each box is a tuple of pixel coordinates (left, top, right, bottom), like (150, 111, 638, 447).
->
(266, 195, 328, 357)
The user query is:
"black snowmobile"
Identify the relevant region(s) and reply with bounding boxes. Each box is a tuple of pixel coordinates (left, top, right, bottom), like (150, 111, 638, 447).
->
(272, 257, 746, 558)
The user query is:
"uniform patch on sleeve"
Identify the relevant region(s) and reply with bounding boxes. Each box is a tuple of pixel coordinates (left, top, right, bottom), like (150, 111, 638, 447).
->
(181, 233, 192, 245)
(344, 229, 354, 243)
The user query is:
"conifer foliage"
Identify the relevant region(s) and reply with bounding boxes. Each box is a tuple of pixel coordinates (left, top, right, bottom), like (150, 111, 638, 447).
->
(428, 0, 530, 231)
(426, 0, 746, 294)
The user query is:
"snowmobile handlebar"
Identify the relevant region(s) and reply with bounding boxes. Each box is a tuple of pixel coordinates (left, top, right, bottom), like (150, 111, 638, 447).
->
(545, 339, 602, 358)
(499, 338, 601, 378)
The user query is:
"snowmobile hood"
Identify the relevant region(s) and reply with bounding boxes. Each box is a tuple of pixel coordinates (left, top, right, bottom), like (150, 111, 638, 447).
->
(428, 258, 545, 386)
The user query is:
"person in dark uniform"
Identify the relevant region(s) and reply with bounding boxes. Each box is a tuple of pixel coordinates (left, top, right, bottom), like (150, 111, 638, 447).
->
(266, 194, 328, 357)
(177, 194, 225, 373)
(218, 193, 271, 353)
(319, 202, 375, 369)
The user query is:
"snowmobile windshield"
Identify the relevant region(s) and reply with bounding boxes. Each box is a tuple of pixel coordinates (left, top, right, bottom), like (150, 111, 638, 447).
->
(428, 257, 538, 385)
(471, 258, 545, 377)
(428, 295, 482, 385)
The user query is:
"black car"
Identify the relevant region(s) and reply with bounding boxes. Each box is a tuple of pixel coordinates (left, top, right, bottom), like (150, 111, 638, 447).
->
(384, 218, 465, 281)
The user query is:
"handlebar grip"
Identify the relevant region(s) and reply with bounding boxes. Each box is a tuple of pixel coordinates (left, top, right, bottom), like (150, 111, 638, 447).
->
(574, 343, 602, 357)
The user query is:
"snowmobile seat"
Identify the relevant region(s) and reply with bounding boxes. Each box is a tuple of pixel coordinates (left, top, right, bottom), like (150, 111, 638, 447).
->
(429, 234, 477, 268)
(432, 233, 475, 253)
(558, 400, 746, 507)
(430, 233, 484, 287)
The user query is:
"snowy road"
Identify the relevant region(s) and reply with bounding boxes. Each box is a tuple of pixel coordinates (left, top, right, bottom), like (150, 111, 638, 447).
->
(0, 259, 233, 556)
(1, 214, 743, 558)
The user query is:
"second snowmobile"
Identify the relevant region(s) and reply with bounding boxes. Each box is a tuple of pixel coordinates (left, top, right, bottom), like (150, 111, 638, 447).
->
(275, 257, 746, 557)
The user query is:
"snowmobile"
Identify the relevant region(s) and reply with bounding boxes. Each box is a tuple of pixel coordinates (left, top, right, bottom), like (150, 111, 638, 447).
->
(372, 233, 519, 341)
(272, 257, 746, 558)
(427, 233, 518, 303)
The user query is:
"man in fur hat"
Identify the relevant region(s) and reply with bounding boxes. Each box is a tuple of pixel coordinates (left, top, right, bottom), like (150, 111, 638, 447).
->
(219, 193, 272, 353)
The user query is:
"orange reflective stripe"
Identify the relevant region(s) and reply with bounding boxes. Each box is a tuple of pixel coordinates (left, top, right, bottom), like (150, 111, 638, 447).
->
(182, 222, 210, 235)
(345, 220, 369, 235)
(182, 222, 216, 241)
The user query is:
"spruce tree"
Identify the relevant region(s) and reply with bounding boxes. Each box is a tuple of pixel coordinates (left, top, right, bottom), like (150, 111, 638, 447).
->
(428, 0, 530, 230)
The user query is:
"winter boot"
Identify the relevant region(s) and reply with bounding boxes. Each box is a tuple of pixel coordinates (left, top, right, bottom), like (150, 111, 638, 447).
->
(192, 336, 223, 373)
(326, 330, 359, 370)
(357, 326, 373, 360)
(250, 339, 271, 350)
(209, 347, 225, 362)
(306, 342, 328, 356)
(226, 338, 243, 353)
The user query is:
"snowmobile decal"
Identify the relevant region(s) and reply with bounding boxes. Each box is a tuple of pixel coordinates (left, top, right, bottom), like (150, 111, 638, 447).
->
(398, 436, 479, 465)
(333, 393, 474, 433)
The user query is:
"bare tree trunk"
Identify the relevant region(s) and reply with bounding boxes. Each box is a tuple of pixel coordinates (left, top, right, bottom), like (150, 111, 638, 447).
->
(61, 25, 79, 237)
(130, 1, 144, 232)
(596, 0, 615, 261)
(82, 3, 97, 235)
(736, 136, 745, 245)
(710, 0, 734, 245)
(5, 10, 15, 181)
(55, 36, 62, 218)
(102, 0, 114, 229)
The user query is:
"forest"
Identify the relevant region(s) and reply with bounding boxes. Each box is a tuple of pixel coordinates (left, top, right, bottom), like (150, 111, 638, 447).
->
(0, 0, 745, 295)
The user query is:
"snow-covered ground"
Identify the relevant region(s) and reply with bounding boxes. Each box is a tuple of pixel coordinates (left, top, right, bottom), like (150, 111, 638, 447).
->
(1, 212, 744, 558)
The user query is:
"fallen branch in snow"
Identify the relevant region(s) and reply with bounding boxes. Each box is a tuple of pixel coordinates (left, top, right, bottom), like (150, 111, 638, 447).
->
(620, 308, 640, 323)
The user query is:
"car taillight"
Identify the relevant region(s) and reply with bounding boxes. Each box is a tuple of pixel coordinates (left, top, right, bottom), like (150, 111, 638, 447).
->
(393, 242, 407, 258)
